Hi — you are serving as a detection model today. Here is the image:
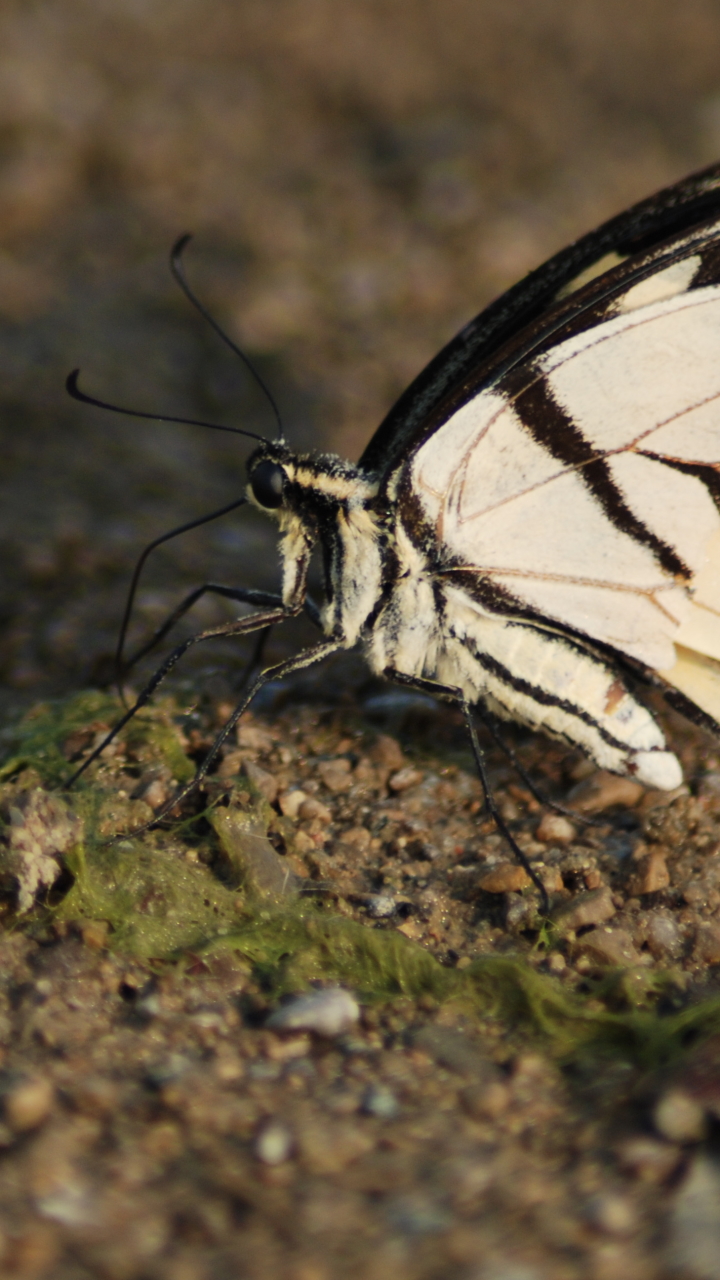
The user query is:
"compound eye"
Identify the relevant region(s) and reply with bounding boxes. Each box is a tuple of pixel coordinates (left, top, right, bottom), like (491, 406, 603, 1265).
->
(250, 460, 285, 508)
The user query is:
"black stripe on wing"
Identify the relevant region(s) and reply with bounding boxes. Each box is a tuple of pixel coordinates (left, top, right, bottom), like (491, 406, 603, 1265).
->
(513, 375, 689, 580)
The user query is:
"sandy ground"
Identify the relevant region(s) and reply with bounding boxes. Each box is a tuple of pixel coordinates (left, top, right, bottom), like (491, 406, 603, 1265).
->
(1, 685, 720, 1278)
(4, 2, 720, 1277)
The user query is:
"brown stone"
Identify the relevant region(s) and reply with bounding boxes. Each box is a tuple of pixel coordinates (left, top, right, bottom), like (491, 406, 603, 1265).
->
(539, 865, 564, 893)
(317, 758, 353, 792)
(369, 735, 405, 771)
(216, 750, 244, 780)
(535, 813, 576, 844)
(337, 826, 371, 852)
(567, 771, 644, 814)
(388, 766, 423, 792)
(551, 886, 616, 931)
(242, 760, 278, 804)
(277, 789, 308, 818)
(295, 1116, 374, 1175)
(626, 850, 670, 896)
(460, 1080, 511, 1120)
(298, 796, 333, 823)
(616, 1136, 682, 1182)
(236, 721, 274, 753)
(653, 1090, 707, 1143)
(693, 922, 720, 965)
(477, 862, 531, 893)
(5, 1077, 54, 1132)
(572, 927, 641, 968)
(80, 920, 109, 951)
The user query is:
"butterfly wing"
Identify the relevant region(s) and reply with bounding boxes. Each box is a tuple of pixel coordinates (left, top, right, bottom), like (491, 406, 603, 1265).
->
(370, 164, 720, 735)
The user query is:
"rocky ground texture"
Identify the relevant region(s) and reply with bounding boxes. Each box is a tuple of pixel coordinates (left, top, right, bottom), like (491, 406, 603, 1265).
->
(0, 682, 720, 1279)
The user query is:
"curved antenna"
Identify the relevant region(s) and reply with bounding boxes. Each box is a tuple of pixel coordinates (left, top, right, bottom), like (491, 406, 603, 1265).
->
(66, 369, 266, 443)
(171, 234, 285, 441)
(115, 496, 248, 688)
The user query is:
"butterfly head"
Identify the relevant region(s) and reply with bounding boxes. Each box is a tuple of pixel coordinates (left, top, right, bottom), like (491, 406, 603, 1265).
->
(246, 443, 376, 524)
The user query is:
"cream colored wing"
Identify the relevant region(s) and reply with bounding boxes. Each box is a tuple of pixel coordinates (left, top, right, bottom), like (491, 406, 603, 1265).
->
(410, 283, 720, 709)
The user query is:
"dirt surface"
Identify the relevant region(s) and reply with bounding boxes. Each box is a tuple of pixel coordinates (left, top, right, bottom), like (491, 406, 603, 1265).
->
(5, 3, 720, 1278)
(0, 688, 720, 1279)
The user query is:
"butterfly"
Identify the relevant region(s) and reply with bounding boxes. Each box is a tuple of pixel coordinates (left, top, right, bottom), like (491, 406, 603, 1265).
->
(66, 161, 720, 909)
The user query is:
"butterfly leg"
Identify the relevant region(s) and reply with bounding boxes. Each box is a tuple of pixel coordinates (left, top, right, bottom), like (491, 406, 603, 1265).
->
(384, 669, 550, 915)
(124, 635, 344, 835)
(473, 702, 598, 828)
(121, 584, 322, 677)
(65, 605, 291, 789)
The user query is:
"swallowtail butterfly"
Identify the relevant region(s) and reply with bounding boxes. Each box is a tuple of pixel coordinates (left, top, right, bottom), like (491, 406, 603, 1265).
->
(68, 161, 720, 905)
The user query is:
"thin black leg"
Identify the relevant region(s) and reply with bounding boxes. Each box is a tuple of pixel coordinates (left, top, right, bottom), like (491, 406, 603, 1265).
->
(65, 606, 291, 789)
(125, 635, 343, 835)
(385, 669, 550, 915)
(115, 496, 249, 680)
(473, 702, 597, 827)
(121, 585, 323, 678)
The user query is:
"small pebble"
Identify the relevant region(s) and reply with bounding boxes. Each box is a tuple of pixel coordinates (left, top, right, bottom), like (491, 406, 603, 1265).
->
(255, 1119, 293, 1165)
(277, 789, 308, 818)
(243, 760, 278, 803)
(626, 849, 670, 895)
(298, 796, 333, 823)
(80, 920, 110, 950)
(369, 734, 405, 770)
(362, 1084, 399, 1119)
(567, 771, 644, 814)
(551, 886, 616, 931)
(216, 749, 243, 779)
(546, 952, 566, 973)
(460, 1080, 511, 1120)
(317, 758, 353, 793)
(5, 1077, 54, 1132)
(694, 922, 720, 965)
(337, 826, 371, 852)
(266, 987, 360, 1037)
(616, 1136, 682, 1182)
(478, 863, 531, 893)
(573, 927, 641, 968)
(654, 1089, 707, 1144)
(535, 813, 576, 844)
(366, 894, 396, 918)
(388, 766, 423, 792)
(236, 722, 274, 752)
(584, 1193, 637, 1237)
(644, 910, 682, 959)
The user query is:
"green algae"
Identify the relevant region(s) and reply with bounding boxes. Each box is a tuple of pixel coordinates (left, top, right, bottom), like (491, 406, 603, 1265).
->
(4, 689, 720, 1071)
(56, 832, 242, 959)
(0, 690, 194, 788)
(206, 907, 720, 1069)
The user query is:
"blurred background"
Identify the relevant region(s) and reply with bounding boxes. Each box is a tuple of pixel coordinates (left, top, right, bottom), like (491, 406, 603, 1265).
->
(3, 0, 720, 710)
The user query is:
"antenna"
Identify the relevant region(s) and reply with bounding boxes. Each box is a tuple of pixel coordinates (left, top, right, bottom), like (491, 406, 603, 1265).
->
(171, 234, 285, 441)
(66, 370, 266, 443)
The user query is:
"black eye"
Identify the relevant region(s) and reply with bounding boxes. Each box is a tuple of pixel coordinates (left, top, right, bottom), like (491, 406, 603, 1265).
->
(250, 460, 285, 508)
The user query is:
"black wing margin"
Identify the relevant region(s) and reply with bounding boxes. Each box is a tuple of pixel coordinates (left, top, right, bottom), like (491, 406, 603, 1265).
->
(359, 161, 720, 479)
